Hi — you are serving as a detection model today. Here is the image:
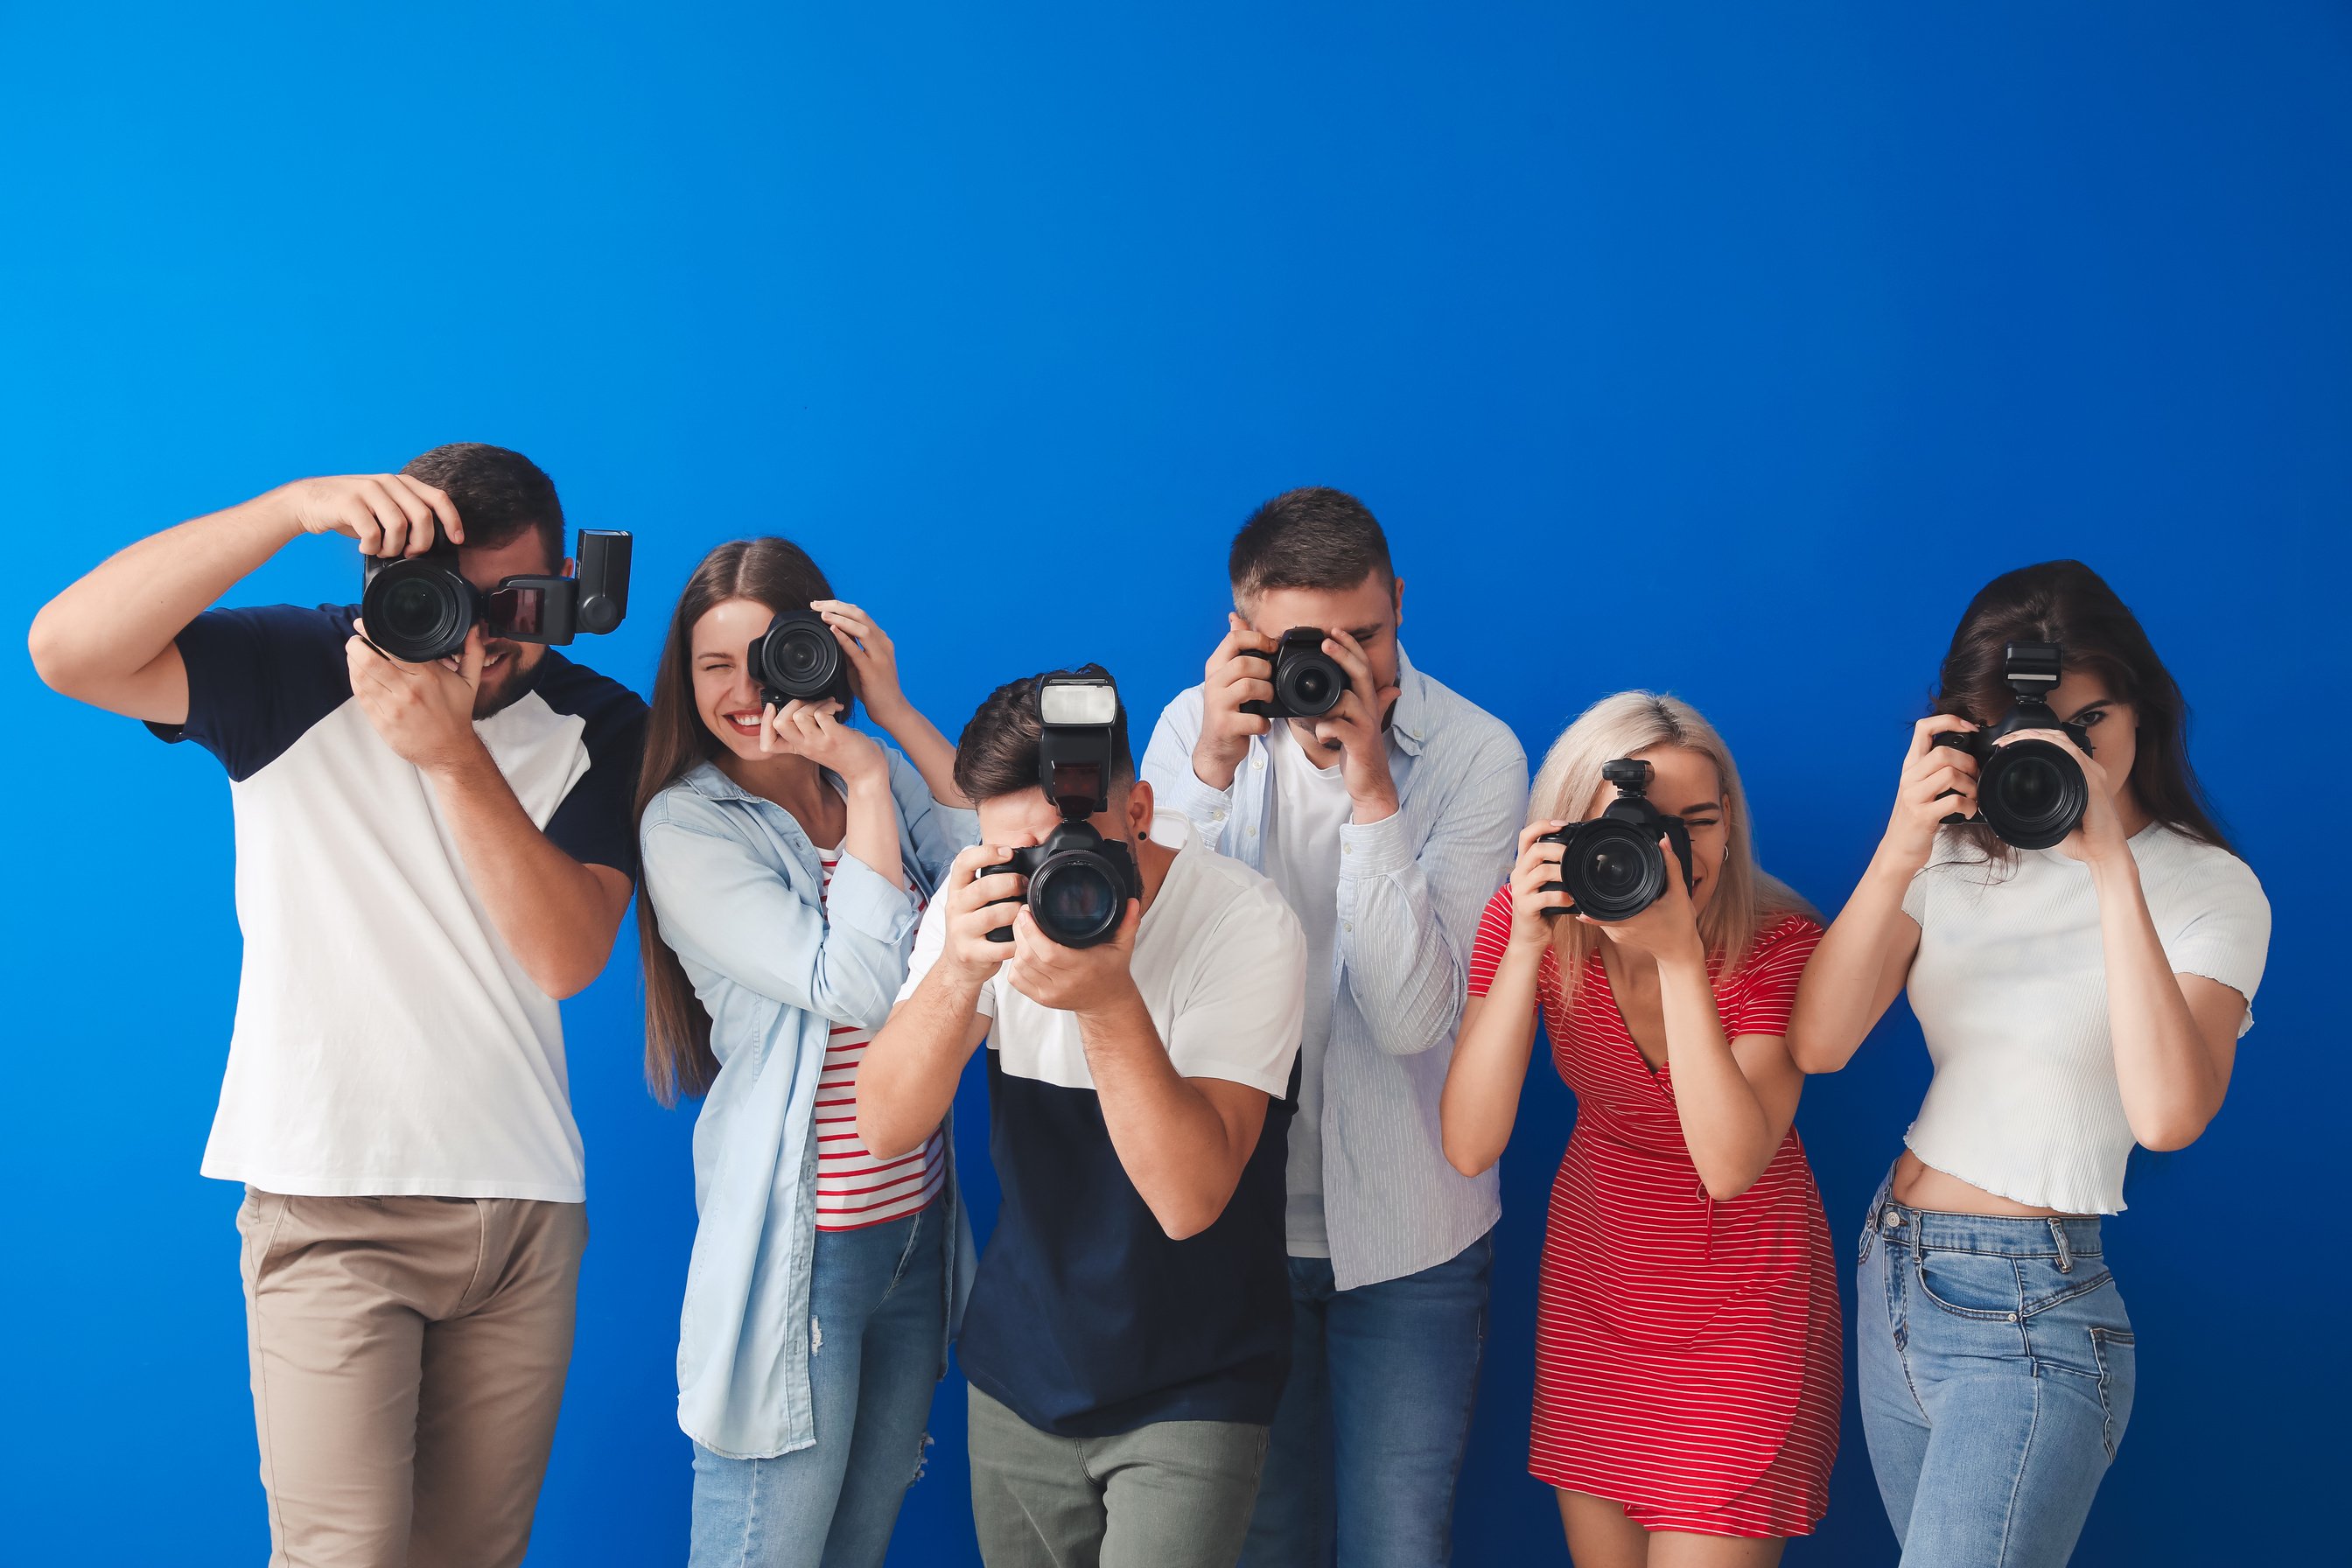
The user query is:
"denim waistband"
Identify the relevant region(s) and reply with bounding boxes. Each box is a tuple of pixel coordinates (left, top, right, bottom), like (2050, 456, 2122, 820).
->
(1866, 1166, 2104, 1263)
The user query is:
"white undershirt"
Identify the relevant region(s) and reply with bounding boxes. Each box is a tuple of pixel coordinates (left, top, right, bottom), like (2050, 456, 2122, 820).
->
(1260, 724, 1354, 1257)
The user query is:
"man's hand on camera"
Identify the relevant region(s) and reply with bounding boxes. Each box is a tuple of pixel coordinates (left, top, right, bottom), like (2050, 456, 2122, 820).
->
(273, 474, 463, 559)
(347, 620, 486, 774)
(1004, 900, 1141, 1016)
(936, 844, 1026, 983)
(1192, 612, 1276, 791)
(1308, 627, 1402, 823)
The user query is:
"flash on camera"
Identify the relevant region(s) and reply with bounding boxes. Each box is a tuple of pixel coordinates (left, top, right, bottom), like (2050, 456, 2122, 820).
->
(1040, 677, 1119, 728)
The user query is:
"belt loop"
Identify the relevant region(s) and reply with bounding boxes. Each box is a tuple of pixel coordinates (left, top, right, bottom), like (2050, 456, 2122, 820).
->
(2049, 1218, 2073, 1274)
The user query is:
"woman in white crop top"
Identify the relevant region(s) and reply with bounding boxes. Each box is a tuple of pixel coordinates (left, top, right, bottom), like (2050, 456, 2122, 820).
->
(1788, 560, 2270, 1568)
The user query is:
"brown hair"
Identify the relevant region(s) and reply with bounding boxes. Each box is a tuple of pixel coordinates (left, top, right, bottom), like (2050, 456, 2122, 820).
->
(401, 442, 564, 567)
(1228, 486, 1395, 606)
(635, 537, 837, 1104)
(952, 665, 1131, 805)
(1934, 559, 2230, 857)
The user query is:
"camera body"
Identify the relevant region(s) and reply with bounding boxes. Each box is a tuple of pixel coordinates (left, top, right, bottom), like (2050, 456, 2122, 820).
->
(1537, 757, 1696, 923)
(1928, 640, 2093, 851)
(981, 671, 1140, 949)
(360, 529, 631, 663)
(982, 823, 1141, 951)
(747, 609, 853, 710)
(1240, 626, 1349, 720)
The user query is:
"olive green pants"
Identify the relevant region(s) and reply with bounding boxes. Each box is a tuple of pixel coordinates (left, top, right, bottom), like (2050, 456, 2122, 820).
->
(967, 1384, 1270, 1568)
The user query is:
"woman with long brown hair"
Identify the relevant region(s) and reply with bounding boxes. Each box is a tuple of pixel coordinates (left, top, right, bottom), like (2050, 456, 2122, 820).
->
(1441, 691, 1840, 1566)
(634, 537, 976, 1568)
(1790, 560, 2271, 1566)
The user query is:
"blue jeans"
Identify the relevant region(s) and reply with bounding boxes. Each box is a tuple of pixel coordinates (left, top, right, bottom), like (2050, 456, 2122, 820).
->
(690, 1201, 948, 1568)
(1239, 1230, 1491, 1568)
(1856, 1172, 2137, 1568)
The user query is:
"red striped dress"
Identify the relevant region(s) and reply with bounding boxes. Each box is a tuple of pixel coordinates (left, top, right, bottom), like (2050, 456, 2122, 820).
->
(814, 849, 945, 1231)
(1467, 892, 1841, 1537)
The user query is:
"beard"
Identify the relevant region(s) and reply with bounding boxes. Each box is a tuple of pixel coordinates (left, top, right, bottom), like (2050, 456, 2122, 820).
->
(470, 640, 542, 719)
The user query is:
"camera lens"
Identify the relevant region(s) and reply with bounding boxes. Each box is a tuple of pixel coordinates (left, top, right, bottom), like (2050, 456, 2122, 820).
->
(1278, 647, 1346, 718)
(361, 560, 475, 662)
(1030, 857, 1124, 947)
(777, 627, 827, 680)
(1564, 820, 1669, 921)
(754, 611, 846, 702)
(383, 578, 443, 640)
(1980, 738, 2087, 850)
(1586, 841, 1644, 899)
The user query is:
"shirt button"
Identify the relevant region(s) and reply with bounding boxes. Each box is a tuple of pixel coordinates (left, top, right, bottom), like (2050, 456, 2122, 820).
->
(1344, 921, 1353, 933)
(1211, 809, 1226, 822)
(1252, 756, 1264, 771)
(1341, 843, 1352, 855)
(1246, 827, 1256, 838)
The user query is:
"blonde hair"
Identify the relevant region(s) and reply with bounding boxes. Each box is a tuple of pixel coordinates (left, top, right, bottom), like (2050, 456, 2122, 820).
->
(1528, 690, 1808, 1000)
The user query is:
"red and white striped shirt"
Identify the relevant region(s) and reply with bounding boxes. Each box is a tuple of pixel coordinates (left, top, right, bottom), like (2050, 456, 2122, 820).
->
(814, 849, 945, 1231)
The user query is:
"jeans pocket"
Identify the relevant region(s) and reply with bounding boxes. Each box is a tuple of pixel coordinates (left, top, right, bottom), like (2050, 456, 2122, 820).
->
(2015, 1254, 2115, 1319)
(1913, 1247, 2025, 1321)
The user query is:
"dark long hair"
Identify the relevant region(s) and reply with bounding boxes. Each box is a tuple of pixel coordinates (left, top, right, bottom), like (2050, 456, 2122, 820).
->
(636, 537, 838, 1104)
(1934, 559, 2231, 858)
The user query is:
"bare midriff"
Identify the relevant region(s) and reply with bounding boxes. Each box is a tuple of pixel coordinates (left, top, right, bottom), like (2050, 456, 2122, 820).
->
(1887, 1148, 2076, 1219)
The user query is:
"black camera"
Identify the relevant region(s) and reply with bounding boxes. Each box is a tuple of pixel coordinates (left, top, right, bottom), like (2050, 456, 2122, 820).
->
(1929, 640, 2092, 850)
(360, 529, 631, 663)
(1537, 758, 1696, 923)
(1240, 626, 1349, 720)
(982, 672, 1140, 950)
(747, 609, 853, 710)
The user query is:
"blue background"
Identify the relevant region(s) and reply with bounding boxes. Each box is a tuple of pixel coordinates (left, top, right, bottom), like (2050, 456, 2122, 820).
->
(4, 4, 2344, 1563)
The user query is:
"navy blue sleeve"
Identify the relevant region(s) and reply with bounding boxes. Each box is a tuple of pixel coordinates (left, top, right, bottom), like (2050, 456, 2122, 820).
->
(535, 653, 650, 881)
(146, 604, 357, 781)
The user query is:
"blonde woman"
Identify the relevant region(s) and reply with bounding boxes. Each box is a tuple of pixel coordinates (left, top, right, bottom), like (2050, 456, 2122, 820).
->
(1442, 693, 1839, 1566)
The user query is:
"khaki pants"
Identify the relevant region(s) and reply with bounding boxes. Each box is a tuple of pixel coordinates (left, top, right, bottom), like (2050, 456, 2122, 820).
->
(236, 1188, 586, 1568)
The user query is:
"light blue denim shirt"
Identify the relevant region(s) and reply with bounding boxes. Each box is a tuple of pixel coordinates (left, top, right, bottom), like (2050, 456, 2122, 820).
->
(1141, 647, 1528, 1292)
(639, 751, 979, 1460)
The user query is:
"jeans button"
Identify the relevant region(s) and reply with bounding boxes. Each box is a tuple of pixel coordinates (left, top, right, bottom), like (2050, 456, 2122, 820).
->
(1881, 1207, 1902, 1231)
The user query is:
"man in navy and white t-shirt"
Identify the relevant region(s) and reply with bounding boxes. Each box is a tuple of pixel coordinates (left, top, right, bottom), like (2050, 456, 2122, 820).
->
(858, 669, 1307, 1568)
(30, 444, 646, 1566)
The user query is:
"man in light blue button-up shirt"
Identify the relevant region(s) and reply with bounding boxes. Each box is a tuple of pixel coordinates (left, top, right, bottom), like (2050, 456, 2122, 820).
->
(1141, 488, 1528, 1567)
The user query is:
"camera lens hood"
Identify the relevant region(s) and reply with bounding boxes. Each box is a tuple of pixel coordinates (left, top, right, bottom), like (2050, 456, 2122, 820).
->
(1978, 737, 2088, 850)
(361, 558, 479, 662)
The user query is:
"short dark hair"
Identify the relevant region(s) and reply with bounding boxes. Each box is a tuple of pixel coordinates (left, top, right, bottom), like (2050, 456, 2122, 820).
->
(1228, 486, 1394, 603)
(953, 665, 1134, 806)
(402, 443, 565, 566)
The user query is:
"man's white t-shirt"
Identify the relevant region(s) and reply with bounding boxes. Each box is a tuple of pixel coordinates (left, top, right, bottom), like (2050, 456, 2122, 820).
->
(1259, 727, 1353, 1256)
(901, 812, 1306, 1100)
(155, 603, 646, 1201)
